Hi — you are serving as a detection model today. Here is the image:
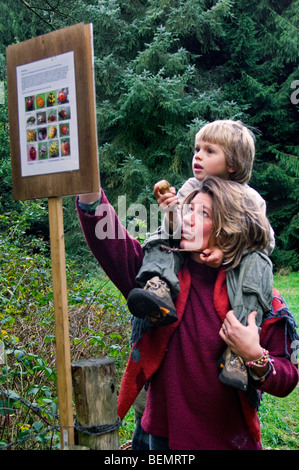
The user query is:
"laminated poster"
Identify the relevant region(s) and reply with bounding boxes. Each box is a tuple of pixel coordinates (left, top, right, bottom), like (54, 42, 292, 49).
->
(17, 51, 79, 177)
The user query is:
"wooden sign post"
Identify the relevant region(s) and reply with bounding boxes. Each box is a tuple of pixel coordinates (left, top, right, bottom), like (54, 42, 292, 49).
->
(6, 23, 100, 448)
(48, 196, 74, 447)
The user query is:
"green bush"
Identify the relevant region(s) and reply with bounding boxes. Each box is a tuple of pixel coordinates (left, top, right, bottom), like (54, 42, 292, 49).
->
(0, 235, 131, 449)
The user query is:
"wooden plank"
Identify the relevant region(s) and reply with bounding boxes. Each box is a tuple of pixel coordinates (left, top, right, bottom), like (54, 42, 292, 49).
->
(48, 196, 74, 448)
(6, 23, 99, 201)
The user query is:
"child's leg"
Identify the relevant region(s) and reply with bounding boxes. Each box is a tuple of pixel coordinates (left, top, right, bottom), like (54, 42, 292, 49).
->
(128, 236, 185, 325)
(218, 253, 272, 390)
(135, 237, 185, 298)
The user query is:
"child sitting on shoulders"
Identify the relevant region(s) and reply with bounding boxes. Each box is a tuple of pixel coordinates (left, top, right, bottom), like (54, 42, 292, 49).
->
(127, 119, 275, 389)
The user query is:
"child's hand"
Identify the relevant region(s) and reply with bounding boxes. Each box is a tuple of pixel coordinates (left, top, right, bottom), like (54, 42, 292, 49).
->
(153, 182, 179, 212)
(200, 246, 224, 268)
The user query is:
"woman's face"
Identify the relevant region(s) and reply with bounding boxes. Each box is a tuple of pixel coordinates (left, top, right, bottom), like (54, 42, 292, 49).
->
(180, 192, 214, 258)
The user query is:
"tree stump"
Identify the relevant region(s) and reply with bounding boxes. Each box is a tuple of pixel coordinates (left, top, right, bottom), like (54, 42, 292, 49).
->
(71, 357, 119, 450)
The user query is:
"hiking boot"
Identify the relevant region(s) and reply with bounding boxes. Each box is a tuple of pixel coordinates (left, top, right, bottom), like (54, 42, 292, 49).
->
(218, 347, 248, 391)
(127, 276, 178, 326)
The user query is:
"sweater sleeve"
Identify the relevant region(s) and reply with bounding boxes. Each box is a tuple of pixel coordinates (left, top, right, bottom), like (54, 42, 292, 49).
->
(250, 319, 299, 397)
(76, 190, 144, 299)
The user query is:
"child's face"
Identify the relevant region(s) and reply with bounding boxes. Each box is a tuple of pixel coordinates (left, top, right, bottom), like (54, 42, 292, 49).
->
(192, 135, 234, 181)
(180, 192, 213, 255)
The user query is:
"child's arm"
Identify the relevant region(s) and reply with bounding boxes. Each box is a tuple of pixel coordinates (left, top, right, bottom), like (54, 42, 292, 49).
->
(153, 181, 180, 236)
(154, 178, 202, 240)
(153, 181, 179, 212)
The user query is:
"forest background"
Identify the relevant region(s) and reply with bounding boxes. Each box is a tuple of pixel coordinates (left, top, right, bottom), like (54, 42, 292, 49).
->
(0, 0, 298, 450)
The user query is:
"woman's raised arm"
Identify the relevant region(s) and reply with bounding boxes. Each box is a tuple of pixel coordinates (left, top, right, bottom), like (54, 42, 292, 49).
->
(77, 189, 144, 299)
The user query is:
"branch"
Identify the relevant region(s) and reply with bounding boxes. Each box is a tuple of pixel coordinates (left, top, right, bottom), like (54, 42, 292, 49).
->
(21, 0, 56, 31)
(22, 0, 79, 25)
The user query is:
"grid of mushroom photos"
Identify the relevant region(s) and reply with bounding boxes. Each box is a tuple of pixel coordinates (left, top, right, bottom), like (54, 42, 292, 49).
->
(16, 51, 79, 177)
(25, 88, 71, 163)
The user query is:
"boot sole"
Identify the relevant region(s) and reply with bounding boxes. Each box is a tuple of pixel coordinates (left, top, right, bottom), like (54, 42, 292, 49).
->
(127, 288, 178, 325)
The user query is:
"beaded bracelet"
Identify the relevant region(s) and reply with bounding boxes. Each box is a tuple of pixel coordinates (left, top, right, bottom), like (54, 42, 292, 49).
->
(246, 348, 276, 375)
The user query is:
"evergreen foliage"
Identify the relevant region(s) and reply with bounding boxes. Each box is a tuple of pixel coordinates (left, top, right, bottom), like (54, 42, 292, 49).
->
(0, 0, 298, 270)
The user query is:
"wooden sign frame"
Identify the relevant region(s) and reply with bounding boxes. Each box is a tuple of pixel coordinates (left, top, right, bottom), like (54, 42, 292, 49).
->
(7, 23, 99, 201)
(6, 23, 101, 449)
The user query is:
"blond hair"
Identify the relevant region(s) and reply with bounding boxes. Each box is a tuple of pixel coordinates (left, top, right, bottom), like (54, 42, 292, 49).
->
(183, 176, 271, 269)
(196, 120, 256, 184)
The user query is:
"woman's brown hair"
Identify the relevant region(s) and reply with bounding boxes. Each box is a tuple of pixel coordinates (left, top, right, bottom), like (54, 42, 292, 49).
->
(182, 176, 271, 269)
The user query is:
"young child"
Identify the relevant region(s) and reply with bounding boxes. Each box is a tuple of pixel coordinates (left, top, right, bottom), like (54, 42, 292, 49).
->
(127, 120, 275, 326)
(127, 120, 275, 390)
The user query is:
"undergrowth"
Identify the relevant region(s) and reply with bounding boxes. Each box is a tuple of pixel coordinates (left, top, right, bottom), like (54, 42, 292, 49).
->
(0, 235, 131, 449)
(0, 232, 298, 450)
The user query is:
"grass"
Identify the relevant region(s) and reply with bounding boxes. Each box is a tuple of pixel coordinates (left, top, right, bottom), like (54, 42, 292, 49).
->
(0, 240, 133, 449)
(273, 271, 299, 317)
(258, 271, 299, 450)
(119, 407, 136, 446)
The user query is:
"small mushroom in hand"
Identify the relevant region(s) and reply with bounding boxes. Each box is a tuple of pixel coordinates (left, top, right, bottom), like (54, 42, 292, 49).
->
(156, 179, 170, 194)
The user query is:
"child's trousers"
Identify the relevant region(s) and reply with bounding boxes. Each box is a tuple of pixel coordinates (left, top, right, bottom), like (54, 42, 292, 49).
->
(135, 230, 185, 298)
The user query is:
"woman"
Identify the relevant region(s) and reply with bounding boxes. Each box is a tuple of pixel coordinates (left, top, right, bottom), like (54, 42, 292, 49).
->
(77, 176, 298, 450)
